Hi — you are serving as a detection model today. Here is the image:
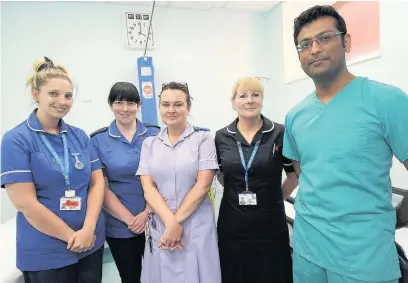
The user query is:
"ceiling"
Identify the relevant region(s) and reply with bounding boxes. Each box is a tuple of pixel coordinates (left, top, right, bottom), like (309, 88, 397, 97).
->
(105, 1, 281, 12)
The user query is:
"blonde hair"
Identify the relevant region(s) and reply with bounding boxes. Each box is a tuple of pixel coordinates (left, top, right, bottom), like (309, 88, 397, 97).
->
(231, 77, 264, 100)
(26, 57, 72, 91)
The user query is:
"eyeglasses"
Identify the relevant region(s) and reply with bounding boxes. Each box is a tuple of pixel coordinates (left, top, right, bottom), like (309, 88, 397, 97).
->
(296, 32, 344, 52)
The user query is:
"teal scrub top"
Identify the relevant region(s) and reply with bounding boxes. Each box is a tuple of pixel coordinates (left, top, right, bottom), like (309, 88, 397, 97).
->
(283, 76, 408, 281)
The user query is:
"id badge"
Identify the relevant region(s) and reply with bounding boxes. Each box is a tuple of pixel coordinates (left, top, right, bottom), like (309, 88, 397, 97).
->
(238, 191, 257, 206)
(60, 197, 81, 211)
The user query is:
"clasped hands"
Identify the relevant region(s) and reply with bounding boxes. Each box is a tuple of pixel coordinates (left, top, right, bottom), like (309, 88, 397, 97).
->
(127, 210, 149, 234)
(159, 216, 184, 251)
(126, 210, 184, 251)
(67, 226, 96, 253)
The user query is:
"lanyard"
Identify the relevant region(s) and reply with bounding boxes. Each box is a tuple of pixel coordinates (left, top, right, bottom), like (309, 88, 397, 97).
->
(39, 133, 71, 190)
(237, 140, 260, 191)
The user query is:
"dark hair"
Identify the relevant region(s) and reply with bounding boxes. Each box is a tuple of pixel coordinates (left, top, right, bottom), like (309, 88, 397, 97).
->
(293, 5, 347, 46)
(108, 82, 140, 105)
(160, 81, 192, 107)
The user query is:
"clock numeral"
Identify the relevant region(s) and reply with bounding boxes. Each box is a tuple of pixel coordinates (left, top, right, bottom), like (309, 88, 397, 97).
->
(143, 14, 150, 20)
(127, 14, 135, 19)
(135, 14, 142, 20)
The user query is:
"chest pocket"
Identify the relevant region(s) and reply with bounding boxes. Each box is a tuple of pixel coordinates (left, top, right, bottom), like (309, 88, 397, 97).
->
(69, 149, 92, 188)
(31, 151, 63, 188)
(331, 123, 369, 172)
(268, 142, 282, 164)
(30, 149, 92, 194)
(102, 148, 140, 180)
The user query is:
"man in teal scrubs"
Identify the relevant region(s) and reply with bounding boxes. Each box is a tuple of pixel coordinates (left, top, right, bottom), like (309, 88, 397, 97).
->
(283, 5, 408, 283)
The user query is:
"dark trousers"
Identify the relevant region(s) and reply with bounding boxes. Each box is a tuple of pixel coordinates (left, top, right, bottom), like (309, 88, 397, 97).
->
(218, 239, 293, 283)
(23, 247, 104, 283)
(106, 234, 145, 283)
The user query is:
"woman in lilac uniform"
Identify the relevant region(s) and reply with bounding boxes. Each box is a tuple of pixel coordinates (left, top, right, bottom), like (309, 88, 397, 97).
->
(136, 82, 221, 283)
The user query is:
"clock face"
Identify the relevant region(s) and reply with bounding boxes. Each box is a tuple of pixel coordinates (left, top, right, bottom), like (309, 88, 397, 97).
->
(126, 13, 154, 47)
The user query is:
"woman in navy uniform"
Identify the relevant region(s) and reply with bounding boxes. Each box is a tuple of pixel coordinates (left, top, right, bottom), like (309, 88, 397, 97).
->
(0, 57, 106, 283)
(90, 82, 159, 283)
(215, 77, 298, 283)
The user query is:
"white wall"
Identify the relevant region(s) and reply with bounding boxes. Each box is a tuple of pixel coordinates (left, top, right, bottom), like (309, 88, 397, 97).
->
(262, 2, 408, 190)
(0, 1, 266, 222)
(2, 1, 407, 223)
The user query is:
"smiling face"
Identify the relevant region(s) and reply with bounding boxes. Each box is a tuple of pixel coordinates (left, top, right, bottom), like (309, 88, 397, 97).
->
(231, 78, 264, 120)
(111, 101, 139, 126)
(233, 90, 263, 119)
(297, 16, 351, 81)
(32, 78, 73, 119)
(108, 82, 141, 127)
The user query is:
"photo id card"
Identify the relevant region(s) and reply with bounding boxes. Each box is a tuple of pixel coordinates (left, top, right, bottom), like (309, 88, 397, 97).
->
(60, 197, 82, 211)
(238, 191, 257, 206)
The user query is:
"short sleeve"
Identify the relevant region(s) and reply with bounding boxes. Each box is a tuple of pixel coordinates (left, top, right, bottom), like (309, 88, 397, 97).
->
(1, 132, 33, 188)
(82, 131, 102, 172)
(276, 128, 295, 173)
(214, 132, 222, 172)
(374, 85, 408, 163)
(198, 132, 219, 171)
(283, 113, 300, 161)
(90, 136, 106, 176)
(282, 156, 295, 173)
(136, 138, 152, 176)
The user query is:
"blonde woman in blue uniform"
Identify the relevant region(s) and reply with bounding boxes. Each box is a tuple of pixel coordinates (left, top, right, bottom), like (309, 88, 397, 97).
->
(0, 57, 105, 283)
(90, 82, 159, 283)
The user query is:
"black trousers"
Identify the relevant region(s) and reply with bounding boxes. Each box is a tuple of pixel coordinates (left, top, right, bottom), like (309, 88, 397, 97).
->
(218, 238, 293, 283)
(106, 234, 145, 283)
(23, 247, 104, 283)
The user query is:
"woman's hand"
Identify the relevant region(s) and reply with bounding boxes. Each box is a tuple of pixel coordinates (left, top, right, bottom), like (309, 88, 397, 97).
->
(128, 211, 149, 234)
(67, 228, 96, 253)
(159, 219, 184, 251)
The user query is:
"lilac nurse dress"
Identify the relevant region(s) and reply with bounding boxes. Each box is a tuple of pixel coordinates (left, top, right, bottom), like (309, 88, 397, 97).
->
(136, 124, 221, 283)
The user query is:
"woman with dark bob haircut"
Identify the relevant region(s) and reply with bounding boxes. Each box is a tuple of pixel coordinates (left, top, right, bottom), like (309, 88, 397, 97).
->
(90, 82, 160, 283)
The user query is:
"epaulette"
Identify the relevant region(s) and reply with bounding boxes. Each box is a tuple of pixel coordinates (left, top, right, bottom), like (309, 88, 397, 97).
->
(193, 126, 210, 132)
(143, 123, 160, 130)
(90, 127, 108, 138)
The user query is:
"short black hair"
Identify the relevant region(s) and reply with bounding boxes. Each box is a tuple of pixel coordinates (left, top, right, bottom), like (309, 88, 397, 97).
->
(108, 82, 140, 106)
(160, 81, 192, 107)
(293, 5, 347, 46)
